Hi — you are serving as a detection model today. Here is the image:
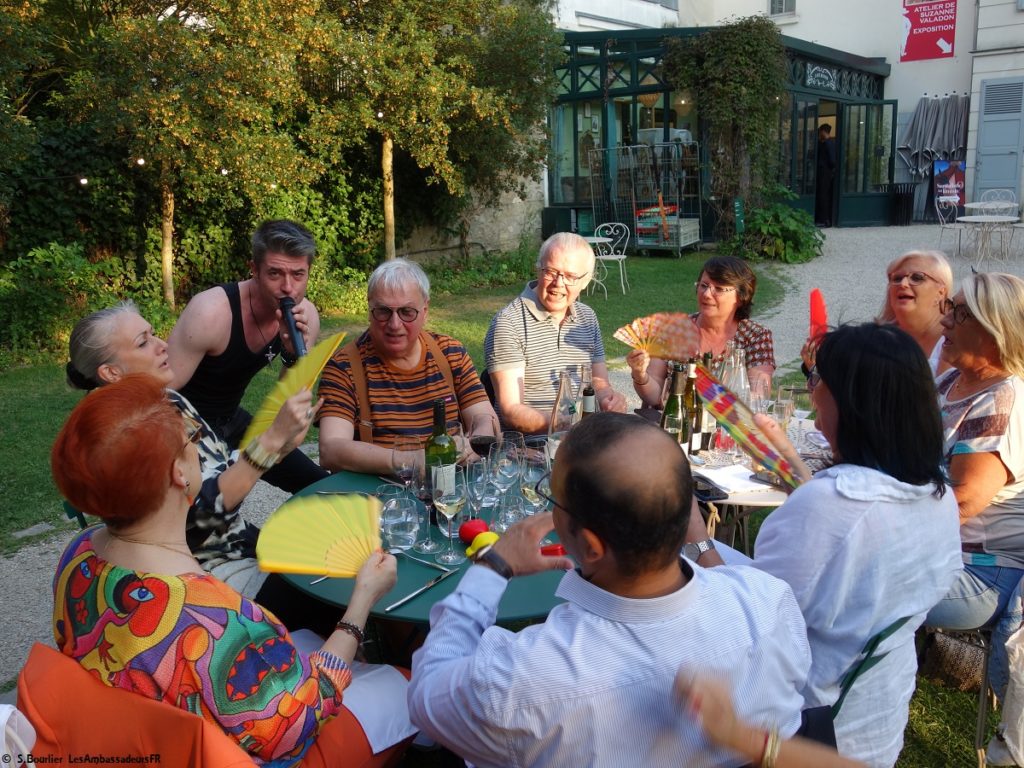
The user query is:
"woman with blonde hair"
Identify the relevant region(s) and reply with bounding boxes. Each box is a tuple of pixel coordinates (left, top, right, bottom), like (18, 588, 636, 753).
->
(877, 250, 953, 374)
(926, 272, 1024, 766)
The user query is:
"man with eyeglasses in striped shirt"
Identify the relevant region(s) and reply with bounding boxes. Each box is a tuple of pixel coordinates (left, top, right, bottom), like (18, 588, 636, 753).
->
(484, 232, 627, 433)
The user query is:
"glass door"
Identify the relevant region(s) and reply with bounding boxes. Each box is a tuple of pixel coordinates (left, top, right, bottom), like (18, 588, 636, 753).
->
(836, 100, 897, 226)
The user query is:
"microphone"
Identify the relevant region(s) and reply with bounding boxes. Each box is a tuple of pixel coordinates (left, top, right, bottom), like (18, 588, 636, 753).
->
(278, 297, 307, 358)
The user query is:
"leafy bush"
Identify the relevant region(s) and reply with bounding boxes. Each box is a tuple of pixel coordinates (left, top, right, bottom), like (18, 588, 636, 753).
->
(733, 187, 824, 264)
(307, 261, 369, 316)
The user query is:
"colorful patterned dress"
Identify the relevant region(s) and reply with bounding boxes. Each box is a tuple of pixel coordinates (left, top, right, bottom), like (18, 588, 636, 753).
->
(53, 527, 351, 766)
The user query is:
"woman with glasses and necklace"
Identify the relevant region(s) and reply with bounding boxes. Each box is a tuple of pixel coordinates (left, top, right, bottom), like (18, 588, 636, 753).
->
(628, 255, 775, 408)
(48, 374, 410, 766)
(924, 273, 1024, 767)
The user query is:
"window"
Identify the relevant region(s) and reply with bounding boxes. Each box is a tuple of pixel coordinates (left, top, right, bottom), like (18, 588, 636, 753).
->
(770, 0, 795, 15)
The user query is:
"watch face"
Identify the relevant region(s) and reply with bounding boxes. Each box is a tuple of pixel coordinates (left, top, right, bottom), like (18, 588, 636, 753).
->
(683, 543, 700, 561)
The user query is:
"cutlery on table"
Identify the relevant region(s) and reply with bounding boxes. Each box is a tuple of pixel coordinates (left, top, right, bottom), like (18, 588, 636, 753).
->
(384, 568, 459, 613)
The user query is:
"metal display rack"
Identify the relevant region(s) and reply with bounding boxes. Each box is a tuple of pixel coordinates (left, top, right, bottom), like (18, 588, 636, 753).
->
(588, 141, 702, 255)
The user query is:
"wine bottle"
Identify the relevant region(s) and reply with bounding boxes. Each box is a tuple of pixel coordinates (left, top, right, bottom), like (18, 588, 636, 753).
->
(683, 360, 702, 454)
(699, 352, 715, 451)
(550, 369, 579, 433)
(660, 363, 689, 453)
(580, 363, 596, 418)
(425, 398, 457, 497)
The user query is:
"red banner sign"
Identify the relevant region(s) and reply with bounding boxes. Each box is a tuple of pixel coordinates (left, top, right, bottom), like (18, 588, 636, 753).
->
(901, 0, 957, 63)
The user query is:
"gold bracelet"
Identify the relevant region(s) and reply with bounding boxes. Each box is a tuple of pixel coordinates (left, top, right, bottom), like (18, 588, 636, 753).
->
(632, 375, 649, 386)
(761, 727, 781, 768)
(241, 437, 280, 472)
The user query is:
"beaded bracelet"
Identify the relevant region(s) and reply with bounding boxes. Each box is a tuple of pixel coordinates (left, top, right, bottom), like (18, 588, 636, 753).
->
(335, 619, 365, 645)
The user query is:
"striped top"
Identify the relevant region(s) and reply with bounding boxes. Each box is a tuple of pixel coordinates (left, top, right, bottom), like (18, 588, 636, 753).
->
(484, 283, 605, 420)
(937, 369, 1024, 567)
(318, 330, 488, 447)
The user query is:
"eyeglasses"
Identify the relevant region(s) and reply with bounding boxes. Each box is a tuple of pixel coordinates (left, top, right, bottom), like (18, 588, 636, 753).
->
(370, 305, 420, 323)
(535, 471, 569, 516)
(940, 298, 973, 325)
(540, 268, 587, 287)
(183, 413, 203, 447)
(889, 272, 938, 286)
(806, 366, 821, 392)
(694, 281, 737, 296)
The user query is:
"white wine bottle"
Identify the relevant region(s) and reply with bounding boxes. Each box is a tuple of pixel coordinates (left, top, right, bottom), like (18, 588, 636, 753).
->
(425, 398, 457, 496)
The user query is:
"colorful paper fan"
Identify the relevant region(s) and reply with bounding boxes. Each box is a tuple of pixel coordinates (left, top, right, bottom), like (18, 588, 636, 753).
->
(809, 289, 829, 341)
(240, 331, 345, 448)
(613, 312, 700, 361)
(694, 365, 800, 489)
(256, 493, 381, 578)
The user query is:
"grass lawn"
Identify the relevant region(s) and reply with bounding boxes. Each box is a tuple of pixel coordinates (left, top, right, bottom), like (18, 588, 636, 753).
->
(0, 251, 991, 765)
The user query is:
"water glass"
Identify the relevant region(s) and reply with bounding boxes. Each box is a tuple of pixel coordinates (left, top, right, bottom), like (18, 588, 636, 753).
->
(519, 449, 548, 516)
(382, 498, 419, 552)
(492, 495, 524, 534)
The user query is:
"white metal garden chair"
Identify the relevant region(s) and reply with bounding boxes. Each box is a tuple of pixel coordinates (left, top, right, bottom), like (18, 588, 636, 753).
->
(591, 222, 631, 296)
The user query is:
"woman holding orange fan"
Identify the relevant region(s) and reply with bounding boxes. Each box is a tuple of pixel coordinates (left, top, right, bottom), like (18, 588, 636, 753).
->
(627, 255, 775, 408)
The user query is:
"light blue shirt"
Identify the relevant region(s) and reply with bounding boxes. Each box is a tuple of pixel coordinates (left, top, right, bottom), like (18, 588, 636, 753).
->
(408, 560, 810, 768)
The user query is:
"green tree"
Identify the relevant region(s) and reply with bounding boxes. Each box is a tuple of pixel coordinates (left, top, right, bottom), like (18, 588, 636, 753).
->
(663, 15, 786, 238)
(58, 0, 318, 307)
(307, 0, 562, 259)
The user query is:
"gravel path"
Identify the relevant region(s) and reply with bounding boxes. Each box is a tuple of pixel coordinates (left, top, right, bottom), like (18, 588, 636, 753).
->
(5, 223, 1022, 694)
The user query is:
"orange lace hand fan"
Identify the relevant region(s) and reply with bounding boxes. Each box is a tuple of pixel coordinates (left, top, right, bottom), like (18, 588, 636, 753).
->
(613, 312, 700, 361)
(256, 493, 382, 578)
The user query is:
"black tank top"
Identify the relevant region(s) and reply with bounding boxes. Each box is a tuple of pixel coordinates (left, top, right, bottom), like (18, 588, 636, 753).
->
(178, 283, 281, 423)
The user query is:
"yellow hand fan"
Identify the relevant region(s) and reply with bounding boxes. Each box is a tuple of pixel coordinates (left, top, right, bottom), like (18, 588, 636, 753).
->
(256, 493, 382, 578)
(240, 331, 346, 448)
(613, 312, 700, 361)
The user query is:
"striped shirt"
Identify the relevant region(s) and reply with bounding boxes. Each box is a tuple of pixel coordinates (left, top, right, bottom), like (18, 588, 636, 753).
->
(937, 370, 1024, 567)
(318, 330, 488, 447)
(484, 283, 606, 421)
(409, 561, 810, 768)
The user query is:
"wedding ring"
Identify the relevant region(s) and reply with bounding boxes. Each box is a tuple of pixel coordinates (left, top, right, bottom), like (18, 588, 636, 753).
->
(306, 408, 314, 420)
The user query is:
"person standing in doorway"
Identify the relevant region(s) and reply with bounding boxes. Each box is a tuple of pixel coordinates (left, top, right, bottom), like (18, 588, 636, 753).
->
(816, 124, 837, 228)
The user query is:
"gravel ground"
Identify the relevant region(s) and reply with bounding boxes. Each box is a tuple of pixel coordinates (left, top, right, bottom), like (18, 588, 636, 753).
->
(5, 223, 1022, 696)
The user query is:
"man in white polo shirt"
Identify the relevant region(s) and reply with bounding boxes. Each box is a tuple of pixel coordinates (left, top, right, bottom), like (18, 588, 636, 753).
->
(484, 232, 627, 433)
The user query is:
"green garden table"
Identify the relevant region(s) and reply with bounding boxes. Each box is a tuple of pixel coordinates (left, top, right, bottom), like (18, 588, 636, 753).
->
(281, 470, 566, 624)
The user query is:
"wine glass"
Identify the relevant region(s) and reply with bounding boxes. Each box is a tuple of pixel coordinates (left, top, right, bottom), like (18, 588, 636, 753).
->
(434, 466, 467, 565)
(468, 413, 500, 460)
(465, 459, 489, 519)
(501, 430, 526, 459)
(447, 420, 467, 462)
(392, 436, 423, 497)
(488, 441, 520, 504)
(774, 385, 796, 439)
(519, 448, 548, 516)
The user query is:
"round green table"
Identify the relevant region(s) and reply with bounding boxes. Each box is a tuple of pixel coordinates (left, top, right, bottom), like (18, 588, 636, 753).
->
(281, 470, 566, 624)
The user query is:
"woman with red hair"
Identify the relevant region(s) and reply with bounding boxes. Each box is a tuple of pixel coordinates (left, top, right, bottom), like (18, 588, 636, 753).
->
(51, 374, 408, 766)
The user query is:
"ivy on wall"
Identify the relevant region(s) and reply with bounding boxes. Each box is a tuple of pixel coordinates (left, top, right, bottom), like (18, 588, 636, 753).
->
(663, 15, 786, 238)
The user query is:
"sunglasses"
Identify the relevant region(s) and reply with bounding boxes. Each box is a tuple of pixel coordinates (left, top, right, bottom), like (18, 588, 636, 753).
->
(370, 305, 420, 323)
(940, 298, 973, 325)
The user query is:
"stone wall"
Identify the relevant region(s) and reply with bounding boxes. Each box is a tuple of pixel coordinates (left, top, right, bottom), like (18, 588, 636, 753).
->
(398, 177, 545, 260)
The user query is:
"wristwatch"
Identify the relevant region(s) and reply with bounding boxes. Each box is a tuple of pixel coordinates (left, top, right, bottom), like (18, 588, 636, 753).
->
(472, 544, 514, 580)
(684, 539, 716, 562)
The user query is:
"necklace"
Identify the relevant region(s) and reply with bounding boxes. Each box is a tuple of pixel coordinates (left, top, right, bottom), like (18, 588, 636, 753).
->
(248, 283, 278, 365)
(107, 530, 195, 559)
